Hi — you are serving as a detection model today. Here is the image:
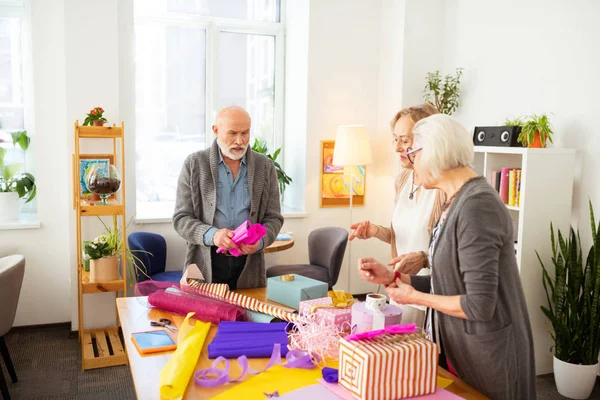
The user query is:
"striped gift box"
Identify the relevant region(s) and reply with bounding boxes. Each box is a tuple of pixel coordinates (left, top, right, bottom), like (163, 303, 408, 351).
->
(339, 333, 438, 400)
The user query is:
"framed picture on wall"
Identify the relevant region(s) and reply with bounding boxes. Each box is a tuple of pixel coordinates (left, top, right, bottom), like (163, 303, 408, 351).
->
(78, 154, 115, 199)
(320, 140, 365, 208)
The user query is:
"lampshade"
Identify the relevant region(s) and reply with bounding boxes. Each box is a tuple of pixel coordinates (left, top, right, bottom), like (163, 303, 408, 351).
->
(332, 125, 373, 166)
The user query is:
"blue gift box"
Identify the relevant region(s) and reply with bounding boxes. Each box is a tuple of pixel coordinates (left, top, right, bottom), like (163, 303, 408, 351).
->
(266, 274, 328, 310)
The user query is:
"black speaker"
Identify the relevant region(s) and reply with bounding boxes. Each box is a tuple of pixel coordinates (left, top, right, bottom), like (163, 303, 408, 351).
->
(473, 126, 523, 147)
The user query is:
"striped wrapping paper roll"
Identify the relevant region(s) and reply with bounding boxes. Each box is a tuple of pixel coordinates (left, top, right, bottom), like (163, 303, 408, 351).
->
(339, 333, 438, 400)
(183, 279, 299, 322)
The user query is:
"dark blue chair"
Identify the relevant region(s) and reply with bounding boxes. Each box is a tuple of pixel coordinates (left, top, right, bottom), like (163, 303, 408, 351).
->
(128, 232, 183, 282)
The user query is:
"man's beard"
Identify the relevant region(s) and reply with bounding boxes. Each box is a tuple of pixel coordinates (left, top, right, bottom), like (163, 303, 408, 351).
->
(217, 137, 248, 161)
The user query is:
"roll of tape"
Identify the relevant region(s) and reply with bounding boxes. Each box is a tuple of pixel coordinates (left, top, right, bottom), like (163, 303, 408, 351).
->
(366, 293, 386, 330)
(366, 293, 386, 312)
(280, 274, 295, 282)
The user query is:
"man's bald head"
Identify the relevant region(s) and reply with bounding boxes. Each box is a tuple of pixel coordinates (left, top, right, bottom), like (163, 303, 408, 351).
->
(213, 106, 252, 161)
(215, 106, 251, 126)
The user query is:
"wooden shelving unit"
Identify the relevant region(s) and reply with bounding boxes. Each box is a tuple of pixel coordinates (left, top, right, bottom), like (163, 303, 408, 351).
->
(73, 121, 128, 370)
(473, 145, 575, 375)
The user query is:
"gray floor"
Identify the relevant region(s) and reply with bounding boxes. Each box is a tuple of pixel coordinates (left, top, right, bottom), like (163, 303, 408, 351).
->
(2, 324, 600, 399)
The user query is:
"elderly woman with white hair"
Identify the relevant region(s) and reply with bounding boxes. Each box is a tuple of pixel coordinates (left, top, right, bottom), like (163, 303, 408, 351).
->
(358, 114, 536, 400)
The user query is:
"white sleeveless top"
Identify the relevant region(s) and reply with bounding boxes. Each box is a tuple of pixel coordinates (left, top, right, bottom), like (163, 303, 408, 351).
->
(388, 170, 438, 318)
(392, 170, 438, 262)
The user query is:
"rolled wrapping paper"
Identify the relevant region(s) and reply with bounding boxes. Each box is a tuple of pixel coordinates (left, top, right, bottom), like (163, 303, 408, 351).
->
(351, 298, 403, 334)
(147, 289, 247, 324)
(183, 280, 299, 322)
(159, 312, 211, 400)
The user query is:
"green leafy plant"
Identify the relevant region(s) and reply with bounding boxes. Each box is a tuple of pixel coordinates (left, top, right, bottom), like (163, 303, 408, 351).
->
(0, 131, 36, 202)
(504, 117, 525, 127)
(537, 200, 600, 365)
(84, 216, 151, 283)
(251, 138, 293, 195)
(423, 68, 464, 115)
(518, 113, 554, 147)
(83, 106, 107, 126)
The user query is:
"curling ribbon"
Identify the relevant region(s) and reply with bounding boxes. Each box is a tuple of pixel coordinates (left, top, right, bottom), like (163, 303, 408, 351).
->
(309, 290, 354, 313)
(194, 343, 317, 388)
(345, 323, 417, 341)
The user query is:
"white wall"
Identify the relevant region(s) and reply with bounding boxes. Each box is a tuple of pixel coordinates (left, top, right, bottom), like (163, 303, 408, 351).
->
(441, 0, 600, 243)
(0, 0, 71, 327)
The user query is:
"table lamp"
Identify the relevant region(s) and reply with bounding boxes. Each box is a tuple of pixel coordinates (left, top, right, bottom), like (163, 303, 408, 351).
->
(332, 125, 373, 294)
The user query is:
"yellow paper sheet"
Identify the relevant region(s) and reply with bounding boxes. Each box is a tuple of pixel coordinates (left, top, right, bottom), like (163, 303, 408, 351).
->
(211, 360, 339, 400)
(437, 376, 454, 389)
(160, 312, 210, 400)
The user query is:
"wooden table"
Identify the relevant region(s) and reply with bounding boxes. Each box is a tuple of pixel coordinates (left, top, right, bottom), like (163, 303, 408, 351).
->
(116, 288, 488, 400)
(264, 239, 294, 254)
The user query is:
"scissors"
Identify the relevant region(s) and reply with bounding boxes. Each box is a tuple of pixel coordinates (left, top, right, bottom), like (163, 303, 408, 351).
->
(150, 318, 178, 332)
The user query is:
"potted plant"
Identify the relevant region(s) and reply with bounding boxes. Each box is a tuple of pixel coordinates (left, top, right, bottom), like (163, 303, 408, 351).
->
(537, 200, 600, 399)
(423, 68, 464, 115)
(251, 139, 293, 195)
(0, 131, 36, 222)
(84, 217, 151, 283)
(518, 113, 554, 148)
(83, 106, 108, 127)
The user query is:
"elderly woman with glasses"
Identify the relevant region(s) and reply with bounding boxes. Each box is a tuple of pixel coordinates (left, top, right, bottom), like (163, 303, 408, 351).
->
(357, 114, 536, 400)
(348, 104, 446, 325)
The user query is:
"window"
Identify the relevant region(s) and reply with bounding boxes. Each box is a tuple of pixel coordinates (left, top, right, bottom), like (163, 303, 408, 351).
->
(0, 1, 33, 212)
(133, 0, 285, 220)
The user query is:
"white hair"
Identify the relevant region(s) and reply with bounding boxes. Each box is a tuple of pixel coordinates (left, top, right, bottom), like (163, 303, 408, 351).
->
(412, 114, 473, 179)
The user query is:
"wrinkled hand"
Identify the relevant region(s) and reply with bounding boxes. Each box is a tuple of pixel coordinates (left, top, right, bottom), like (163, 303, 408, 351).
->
(239, 240, 261, 255)
(388, 252, 425, 274)
(349, 221, 379, 241)
(385, 278, 416, 304)
(357, 257, 394, 285)
(213, 228, 237, 250)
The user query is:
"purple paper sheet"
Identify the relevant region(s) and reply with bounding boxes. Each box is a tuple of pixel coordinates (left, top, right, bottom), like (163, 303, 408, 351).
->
(208, 321, 289, 359)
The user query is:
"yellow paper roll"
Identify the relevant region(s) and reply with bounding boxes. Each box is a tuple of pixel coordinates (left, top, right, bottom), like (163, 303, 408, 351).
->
(159, 312, 210, 400)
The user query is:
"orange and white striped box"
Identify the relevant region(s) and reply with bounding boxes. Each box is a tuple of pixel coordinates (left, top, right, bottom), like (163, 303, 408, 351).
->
(339, 333, 438, 400)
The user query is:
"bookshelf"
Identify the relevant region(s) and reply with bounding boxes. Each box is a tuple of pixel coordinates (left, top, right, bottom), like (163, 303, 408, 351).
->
(72, 121, 128, 370)
(473, 146, 576, 375)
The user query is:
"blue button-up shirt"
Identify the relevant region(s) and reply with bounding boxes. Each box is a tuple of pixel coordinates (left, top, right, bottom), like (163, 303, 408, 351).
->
(203, 152, 263, 250)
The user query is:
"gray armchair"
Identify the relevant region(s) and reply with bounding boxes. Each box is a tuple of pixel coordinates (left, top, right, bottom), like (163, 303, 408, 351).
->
(0, 255, 25, 400)
(266, 227, 348, 289)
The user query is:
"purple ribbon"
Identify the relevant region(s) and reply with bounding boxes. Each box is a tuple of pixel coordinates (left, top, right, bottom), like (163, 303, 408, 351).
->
(194, 343, 316, 388)
(345, 323, 417, 341)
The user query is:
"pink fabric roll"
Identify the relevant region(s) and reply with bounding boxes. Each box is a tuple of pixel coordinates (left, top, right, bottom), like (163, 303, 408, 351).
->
(147, 289, 247, 324)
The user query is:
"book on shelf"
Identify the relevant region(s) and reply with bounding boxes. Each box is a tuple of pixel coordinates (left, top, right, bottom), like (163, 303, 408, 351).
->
(492, 167, 522, 208)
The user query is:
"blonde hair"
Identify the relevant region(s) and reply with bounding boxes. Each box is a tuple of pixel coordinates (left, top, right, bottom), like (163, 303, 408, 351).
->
(412, 114, 474, 179)
(390, 103, 439, 130)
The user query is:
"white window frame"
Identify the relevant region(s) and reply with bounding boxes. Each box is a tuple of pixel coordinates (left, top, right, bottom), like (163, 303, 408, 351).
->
(0, 0, 35, 214)
(133, 4, 286, 221)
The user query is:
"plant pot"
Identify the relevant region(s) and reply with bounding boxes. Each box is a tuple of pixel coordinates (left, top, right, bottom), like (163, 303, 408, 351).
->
(0, 192, 20, 222)
(93, 120, 105, 127)
(90, 256, 120, 282)
(554, 356, 598, 399)
(528, 130, 543, 148)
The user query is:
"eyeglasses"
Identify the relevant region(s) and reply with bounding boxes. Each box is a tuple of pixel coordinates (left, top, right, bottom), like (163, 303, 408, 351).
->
(406, 147, 422, 164)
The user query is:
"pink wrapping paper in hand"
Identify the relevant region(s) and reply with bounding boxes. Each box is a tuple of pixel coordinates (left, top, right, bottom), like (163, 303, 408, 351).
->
(216, 219, 267, 257)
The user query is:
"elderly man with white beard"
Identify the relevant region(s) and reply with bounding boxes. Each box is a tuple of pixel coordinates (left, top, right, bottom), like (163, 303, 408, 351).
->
(173, 106, 283, 289)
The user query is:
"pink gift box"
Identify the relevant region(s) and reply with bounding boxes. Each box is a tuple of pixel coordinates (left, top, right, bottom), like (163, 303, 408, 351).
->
(299, 297, 352, 328)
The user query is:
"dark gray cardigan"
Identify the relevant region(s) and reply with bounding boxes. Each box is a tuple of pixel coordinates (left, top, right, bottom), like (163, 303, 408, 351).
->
(172, 139, 284, 289)
(411, 177, 536, 400)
